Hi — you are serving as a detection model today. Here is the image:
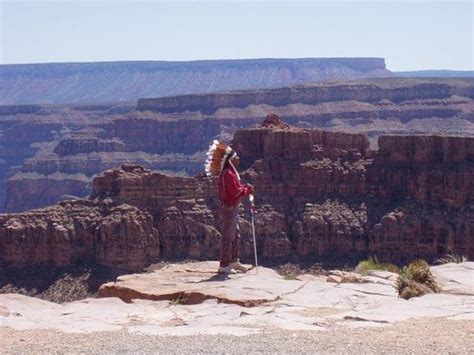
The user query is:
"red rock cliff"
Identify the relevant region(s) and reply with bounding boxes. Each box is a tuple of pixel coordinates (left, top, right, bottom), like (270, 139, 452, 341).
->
(1, 121, 473, 269)
(89, 125, 474, 263)
(0, 199, 159, 271)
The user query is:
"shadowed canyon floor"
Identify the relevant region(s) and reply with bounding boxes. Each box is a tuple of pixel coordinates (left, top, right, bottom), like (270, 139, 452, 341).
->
(1, 261, 472, 347)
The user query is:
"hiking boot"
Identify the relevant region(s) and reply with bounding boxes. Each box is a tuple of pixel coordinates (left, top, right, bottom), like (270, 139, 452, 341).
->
(217, 265, 237, 274)
(230, 260, 251, 273)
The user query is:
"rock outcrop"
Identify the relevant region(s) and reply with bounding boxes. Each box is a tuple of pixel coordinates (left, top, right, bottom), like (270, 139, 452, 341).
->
(0, 198, 159, 271)
(233, 123, 473, 262)
(2, 118, 471, 270)
(99, 121, 473, 262)
(54, 135, 126, 156)
(91, 165, 220, 260)
(370, 135, 474, 208)
(98, 262, 296, 306)
(4, 172, 90, 213)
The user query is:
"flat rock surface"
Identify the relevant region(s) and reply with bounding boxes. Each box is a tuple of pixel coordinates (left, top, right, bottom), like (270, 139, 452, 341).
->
(98, 261, 301, 306)
(1, 262, 473, 337)
(431, 262, 474, 296)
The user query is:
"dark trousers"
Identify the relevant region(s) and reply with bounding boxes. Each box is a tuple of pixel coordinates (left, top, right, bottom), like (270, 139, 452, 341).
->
(219, 203, 240, 267)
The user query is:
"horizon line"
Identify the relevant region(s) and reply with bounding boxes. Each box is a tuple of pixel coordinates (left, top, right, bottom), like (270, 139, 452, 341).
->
(0, 57, 472, 72)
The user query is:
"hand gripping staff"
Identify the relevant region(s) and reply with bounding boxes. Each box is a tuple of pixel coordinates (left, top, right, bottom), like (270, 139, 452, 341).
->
(249, 194, 258, 274)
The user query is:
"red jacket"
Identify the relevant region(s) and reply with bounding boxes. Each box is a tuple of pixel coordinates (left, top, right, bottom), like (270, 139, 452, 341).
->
(218, 167, 252, 206)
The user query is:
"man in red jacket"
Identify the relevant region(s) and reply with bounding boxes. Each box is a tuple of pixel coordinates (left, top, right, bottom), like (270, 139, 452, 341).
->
(218, 152, 254, 274)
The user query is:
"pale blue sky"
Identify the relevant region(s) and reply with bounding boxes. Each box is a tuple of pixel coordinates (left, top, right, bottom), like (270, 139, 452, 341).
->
(0, 0, 472, 71)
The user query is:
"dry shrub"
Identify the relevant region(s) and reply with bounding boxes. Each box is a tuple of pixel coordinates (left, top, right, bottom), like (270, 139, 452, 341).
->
(355, 256, 400, 274)
(395, 259, 439, 300)
(435, 254, 468, 265)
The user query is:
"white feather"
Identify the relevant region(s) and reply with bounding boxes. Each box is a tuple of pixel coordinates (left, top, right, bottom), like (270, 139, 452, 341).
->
(204, 140, 219, 175)
(204, 139, 233, 176)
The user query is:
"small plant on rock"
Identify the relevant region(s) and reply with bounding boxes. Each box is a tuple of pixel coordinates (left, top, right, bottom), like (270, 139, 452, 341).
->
(283, 274, 300, 281)
(355, 256, 400, 274)
(435, 254, 468, 265)
(395, 259, 439, 300)
(169, 293, 188, 306)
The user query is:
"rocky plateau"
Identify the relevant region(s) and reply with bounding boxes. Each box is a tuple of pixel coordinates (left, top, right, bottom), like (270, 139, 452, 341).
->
(0, 58, 391, 105)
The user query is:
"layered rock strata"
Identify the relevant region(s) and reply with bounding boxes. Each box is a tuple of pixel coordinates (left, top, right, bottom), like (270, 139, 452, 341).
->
(1, 120, 471, 270)
(93, 122, 474, 262)
(1, 78, 473, 212)
(0, 199, 159, 271)
(137, 79, 474, 114)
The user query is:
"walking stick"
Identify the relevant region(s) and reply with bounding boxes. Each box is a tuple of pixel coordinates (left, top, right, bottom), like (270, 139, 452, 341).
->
(249, 194, 258, 274)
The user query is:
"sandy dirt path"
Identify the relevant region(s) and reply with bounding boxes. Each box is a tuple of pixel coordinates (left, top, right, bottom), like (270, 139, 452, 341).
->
(2, 318, 473, 354)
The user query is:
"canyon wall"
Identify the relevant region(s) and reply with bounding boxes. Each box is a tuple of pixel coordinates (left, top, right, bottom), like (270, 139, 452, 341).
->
(137, 79, 474, 114)
(0, 198, 159, 271)
(0, 78, 473, 212)
(94, 126, 474, 263)
(1, 121, 472, 270)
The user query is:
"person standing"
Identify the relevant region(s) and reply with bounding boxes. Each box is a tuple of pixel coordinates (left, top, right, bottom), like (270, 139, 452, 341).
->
(205, 140, 254, 274)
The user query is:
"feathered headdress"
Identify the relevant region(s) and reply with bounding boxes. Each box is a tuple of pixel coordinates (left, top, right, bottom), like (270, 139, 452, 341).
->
(204, 140, 236, 176)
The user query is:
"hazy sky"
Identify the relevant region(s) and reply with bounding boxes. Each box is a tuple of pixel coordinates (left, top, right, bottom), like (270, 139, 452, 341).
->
(1, 0, 472, 71)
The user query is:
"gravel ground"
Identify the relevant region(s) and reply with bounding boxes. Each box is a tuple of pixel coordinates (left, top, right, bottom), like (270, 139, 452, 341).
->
(1, 318, 473, 354)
